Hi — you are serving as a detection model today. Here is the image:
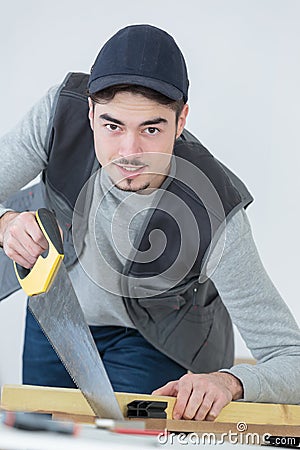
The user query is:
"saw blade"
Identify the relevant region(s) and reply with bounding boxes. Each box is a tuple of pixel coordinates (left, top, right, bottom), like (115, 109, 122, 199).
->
(28, 262, 124, 420)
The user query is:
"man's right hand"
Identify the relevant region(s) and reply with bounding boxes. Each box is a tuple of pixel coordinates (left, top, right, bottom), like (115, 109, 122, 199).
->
(0, 211, 48, 269)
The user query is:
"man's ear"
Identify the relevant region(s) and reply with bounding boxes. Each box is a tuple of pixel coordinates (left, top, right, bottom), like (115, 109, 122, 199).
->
(88, 97, 94, 131)
(176, 104, 189, 139)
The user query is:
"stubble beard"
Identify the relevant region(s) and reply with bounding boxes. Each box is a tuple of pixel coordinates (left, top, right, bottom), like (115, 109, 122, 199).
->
(115, 177, 151, 192)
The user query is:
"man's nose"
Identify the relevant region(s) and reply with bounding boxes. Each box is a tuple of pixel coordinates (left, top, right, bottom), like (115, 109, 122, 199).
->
(118, 132, 142, 158)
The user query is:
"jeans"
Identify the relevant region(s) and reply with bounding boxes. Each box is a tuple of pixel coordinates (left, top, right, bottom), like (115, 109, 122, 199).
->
(23, 307, 187, 393)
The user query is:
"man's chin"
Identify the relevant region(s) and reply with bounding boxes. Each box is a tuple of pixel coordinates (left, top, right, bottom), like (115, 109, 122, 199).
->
(115, 180, 151, 192)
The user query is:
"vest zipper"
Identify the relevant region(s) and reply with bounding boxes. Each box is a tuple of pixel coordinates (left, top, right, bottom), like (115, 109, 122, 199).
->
(193, 286, 198, 309)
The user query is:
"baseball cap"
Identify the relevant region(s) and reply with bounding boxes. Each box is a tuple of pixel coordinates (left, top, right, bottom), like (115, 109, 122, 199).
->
(88, 24, 189, 102)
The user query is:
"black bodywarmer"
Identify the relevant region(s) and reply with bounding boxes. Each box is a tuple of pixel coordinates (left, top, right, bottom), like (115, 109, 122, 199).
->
(1, 73, 253, 372)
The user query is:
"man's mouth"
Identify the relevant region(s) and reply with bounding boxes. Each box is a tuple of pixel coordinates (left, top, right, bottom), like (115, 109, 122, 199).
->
(114, 163, 147, 178)
(118, 166, 143, 172)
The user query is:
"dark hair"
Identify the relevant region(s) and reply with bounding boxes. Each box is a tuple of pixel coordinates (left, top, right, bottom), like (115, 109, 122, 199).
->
(89, 84, 185, 122)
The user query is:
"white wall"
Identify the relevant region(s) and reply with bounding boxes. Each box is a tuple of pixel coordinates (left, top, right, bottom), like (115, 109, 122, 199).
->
(1, 0, 299, 385)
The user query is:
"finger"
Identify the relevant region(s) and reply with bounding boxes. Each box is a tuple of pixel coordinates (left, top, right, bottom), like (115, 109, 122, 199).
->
(172, 376, 193, 420)
(19, 229, 48, 259)
(4, 235, 39, 268)
(193, 392, 215, 421)
(3, 231, 44, 269)
(23, 217, 48, 250)
(181, 388, 205, 420)
(20, 230, 48, 265)
(13, 251, 36, 270)
(152, 381, 178, 396)
(6, 213, 47, 257)
(204, 396, 231, 422)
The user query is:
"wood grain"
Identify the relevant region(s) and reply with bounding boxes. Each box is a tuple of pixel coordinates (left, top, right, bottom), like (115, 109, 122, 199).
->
(1, 384, 300, 428)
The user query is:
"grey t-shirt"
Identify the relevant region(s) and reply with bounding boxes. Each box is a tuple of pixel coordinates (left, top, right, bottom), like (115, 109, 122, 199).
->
(0, 85, 300, 404)
(69, 167, 158, 328)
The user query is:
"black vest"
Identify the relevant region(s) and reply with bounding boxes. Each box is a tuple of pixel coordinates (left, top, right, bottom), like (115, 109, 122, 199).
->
(1, 72, 253, 373)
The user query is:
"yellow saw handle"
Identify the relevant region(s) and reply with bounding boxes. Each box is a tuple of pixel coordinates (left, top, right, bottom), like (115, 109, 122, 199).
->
(14, 208, 64, 296)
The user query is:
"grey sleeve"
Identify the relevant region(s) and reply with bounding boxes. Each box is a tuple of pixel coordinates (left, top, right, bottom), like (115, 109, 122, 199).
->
(0, 85, 59, 216)
(206, 209, 300, 404)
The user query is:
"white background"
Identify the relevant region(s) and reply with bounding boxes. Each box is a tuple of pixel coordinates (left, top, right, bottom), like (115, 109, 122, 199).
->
(0, 0, 299, 387)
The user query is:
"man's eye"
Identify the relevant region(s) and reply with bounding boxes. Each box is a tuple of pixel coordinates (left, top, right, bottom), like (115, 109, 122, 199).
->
(145, 127, 159, 135)
(105, 124, 120, 131)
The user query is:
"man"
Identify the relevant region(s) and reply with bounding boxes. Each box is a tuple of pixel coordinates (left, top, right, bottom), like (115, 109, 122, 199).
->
(0, 24, 299, 421)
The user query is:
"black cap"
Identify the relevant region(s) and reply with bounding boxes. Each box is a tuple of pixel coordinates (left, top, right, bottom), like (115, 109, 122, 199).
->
(88, 24, 189, 102)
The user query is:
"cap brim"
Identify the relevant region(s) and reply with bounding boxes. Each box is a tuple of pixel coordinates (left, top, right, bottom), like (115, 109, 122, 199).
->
(88, 74, 184, 101)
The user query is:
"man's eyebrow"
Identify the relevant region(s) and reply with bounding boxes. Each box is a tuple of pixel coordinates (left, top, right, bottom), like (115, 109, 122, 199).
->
(99, 114, 168, 127)
(140, 117, 168, 127)
(99, 114, 125, 126)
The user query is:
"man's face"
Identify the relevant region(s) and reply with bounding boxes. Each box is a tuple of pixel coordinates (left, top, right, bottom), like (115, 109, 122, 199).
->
(88, 92, 188, 192)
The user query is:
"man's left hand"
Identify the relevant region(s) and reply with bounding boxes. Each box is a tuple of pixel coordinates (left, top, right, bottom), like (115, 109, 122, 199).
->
(152, 372, 243, 421)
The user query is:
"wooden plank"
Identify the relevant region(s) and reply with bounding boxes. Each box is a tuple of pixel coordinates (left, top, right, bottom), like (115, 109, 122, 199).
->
(47, 415, 300, 440)
(52, 413, 96, 424)
(1, 384, 175, 419)
(1, 384, 300, 427)
(50, 414, 300, 438)
(217, 401, 300, 426)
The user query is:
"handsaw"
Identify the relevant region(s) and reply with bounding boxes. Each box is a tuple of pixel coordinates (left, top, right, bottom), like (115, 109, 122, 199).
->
(14, 208, 123, 420)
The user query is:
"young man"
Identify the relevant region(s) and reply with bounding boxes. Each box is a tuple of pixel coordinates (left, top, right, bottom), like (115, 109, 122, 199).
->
(0, 24, 299, 421)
